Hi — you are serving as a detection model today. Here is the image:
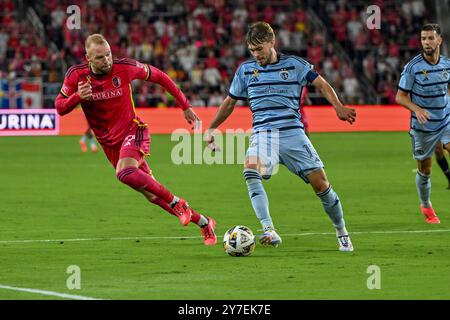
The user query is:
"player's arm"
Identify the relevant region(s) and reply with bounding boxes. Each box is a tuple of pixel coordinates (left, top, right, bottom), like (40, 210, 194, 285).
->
(311, 75, 356, 124)
(205, 95, 238, 150)
(55, 81, 92, 116)
(395, 89, 430, 124)
(208, 95, 237, 129)
(147, 66, 201, 128)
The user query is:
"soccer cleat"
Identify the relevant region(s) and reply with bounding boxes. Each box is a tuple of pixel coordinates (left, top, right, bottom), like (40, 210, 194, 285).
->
(337, 234, 354, 252)
(420, 204, 440, 224)
(259, 229, 282, 247)
(91, 144, 98, 152)
(79, 140, 87, 152)
(171, 198, 192, 226)
(201, 217, 217, 246)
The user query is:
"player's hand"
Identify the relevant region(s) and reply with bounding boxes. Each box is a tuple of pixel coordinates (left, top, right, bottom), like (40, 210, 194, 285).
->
(413, 107, 430, 124)
(335, 105, 356, 124)
(77, 81, 92, 100)
(205, 128, 221, 152)
(184, 107, 201, 131)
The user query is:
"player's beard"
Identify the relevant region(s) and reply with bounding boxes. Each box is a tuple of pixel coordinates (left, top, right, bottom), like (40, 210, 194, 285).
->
(423, 46, 437, 57)
(259, 51, 274, 66)
(99, 63, 112, 74)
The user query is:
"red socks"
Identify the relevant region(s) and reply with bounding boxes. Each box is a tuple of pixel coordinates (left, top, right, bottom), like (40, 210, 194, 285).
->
(117, 167, 174, 204)
(150, 196, 201, 223)
(117, 166, 202, 224)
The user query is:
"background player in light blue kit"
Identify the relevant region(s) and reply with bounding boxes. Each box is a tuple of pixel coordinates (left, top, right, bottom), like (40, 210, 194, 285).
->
(396, 23, 450, 224)
(206, 22, 356, 252)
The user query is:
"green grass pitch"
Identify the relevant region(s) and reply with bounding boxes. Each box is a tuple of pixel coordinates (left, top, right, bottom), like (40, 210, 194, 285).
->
(0, 132, 449, 299)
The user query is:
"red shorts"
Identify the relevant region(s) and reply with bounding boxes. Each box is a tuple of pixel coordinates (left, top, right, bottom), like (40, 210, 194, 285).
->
(102, 124, 150, 169)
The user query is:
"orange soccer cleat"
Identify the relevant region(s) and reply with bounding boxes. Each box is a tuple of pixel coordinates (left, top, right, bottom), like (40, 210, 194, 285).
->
(79, 140, 87, 152)
(91, 143, 98, 152)
(201, 217, 217, 246)
(420, 204, 440, 224)
(171, 198, 192, 226)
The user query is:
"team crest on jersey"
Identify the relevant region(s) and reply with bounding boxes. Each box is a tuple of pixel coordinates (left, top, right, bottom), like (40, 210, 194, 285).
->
(443, 70, 449, 80)
(112, 76, 121, 88)
(421, 69, 429, 81)
(279, 69, 289, 80)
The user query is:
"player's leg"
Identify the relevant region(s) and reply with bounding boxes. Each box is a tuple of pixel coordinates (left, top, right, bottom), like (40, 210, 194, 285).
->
(307, 169, 353, 251)
(138, 161, 211, 226)
(243, 133, 281, 246)
(86, 128, 98, 152)
(79, 127, 89, 152)
(281, 130, 352, 251)
(115, 127, 191, 225)
(416, 157, 439, 223)
(411, 130, 441, 223)
(435, 143, 450, 189)
(115, 126, 216, 244)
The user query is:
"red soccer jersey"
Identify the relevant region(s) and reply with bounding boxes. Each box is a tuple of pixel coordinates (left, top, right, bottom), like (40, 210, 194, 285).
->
(59, 58, 149, 146)
(57, 58, 190, 147)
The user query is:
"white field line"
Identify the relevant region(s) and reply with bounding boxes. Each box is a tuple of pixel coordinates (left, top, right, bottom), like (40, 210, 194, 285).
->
(0, 229, 449, 245)
(0, 284, 102, 300)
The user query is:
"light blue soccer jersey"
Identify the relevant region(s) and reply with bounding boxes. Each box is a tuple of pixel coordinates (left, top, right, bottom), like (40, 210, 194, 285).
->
(229, 54, 318, 133)
(398, 54, 450, 132)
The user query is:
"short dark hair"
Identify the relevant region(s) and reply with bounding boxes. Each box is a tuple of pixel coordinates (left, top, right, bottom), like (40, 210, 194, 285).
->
(246, 21, 275, 46)
(421, 24, 441, 35)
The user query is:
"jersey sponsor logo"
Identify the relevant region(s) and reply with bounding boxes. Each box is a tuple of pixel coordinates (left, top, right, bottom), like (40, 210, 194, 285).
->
(279, 69, 289, 80)
(91, 88, 123, 101)
(421, 69, 429, 81)
(112, 76, 121, 88)
(263, 86, 288, 94)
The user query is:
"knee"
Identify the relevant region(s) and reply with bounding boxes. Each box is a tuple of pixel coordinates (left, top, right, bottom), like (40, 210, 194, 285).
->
(435, 145, 444, 158)
(244, 157, 271, 178)
(314, 181, 330, 194)
(145, 192, 158, 202)
(244, 158, 258, 171)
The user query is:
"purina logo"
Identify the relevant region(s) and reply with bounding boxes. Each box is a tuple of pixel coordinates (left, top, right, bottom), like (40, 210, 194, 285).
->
(0, 109, 59, 136)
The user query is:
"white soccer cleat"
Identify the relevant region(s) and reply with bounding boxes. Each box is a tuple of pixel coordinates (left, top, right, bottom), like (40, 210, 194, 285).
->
(259, 229, 282, 247)
(337, 234, 354, 252)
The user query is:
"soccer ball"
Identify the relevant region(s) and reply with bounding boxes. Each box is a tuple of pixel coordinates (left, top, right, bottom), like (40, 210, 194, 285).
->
(223, 225, 256, 257)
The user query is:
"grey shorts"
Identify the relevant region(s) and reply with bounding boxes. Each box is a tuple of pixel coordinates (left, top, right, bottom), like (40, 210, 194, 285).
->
(409, 122, 450, 160)
(246, 129, 324, 183)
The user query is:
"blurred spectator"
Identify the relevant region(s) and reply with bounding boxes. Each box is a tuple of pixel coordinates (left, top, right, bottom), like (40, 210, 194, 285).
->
(2, 0, 435, 107)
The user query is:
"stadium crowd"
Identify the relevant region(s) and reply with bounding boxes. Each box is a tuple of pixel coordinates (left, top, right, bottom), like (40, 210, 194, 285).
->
(0, 0, 435, 107)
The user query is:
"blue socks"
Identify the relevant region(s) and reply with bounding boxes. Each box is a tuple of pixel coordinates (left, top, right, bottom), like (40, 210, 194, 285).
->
(416, 171, 431, 207)
(243, 169, 273, 229)
(317, 185, 346, 231)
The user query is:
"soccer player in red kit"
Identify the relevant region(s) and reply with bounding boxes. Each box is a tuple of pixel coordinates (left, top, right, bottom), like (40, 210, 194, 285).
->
(55, 34, 217, 245)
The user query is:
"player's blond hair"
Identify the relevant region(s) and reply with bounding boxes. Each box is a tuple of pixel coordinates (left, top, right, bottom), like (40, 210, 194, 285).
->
(85, 34, 108, 52)
(246, 22, 275, 46)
